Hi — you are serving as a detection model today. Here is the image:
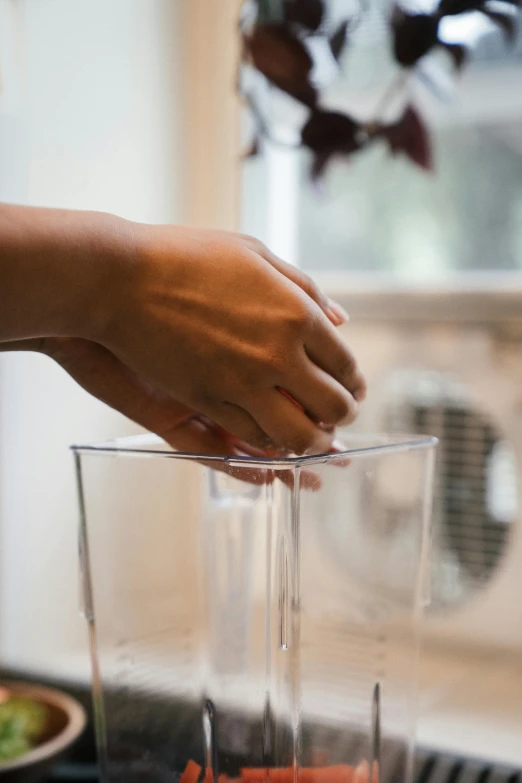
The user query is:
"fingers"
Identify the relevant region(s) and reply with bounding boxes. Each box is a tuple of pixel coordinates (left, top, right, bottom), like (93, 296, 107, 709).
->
(43, 340, 261, 464)
(246, 389, 335, 455)
(23, 334, 324, 490)
(237, 234, 364, 403)
(284, 360, 359, 427)
(328, 438, 352, 467)
(167, 416, 249, 458)
(240, 235, 348, 327)
(180, 422, 322, 490)
(218, 460, 321, 491)
(326, 297, 350, 325)
(44, 337, 196, 436)
(304, 315, 367, 403)
(204, 401, 274, 450)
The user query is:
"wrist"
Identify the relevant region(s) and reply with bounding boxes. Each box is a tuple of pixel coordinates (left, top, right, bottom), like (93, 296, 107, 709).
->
(0, 204, 137, 343)
(70, 211, 139, 342)
(97, 220, 188, 349)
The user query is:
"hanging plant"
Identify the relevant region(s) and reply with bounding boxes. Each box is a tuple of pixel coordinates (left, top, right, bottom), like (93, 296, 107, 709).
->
(238, 0, 520, 182)
(392, 0, 519, 67)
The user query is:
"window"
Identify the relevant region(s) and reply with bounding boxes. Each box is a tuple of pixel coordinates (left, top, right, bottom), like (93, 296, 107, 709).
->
(241, 0, 522, 281)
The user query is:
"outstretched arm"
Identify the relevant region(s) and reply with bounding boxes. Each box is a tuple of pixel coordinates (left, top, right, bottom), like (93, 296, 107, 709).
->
(0, 203, 365, 455)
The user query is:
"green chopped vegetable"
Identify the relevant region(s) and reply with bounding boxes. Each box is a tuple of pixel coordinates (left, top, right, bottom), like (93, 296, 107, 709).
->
(0, 696, 49, 762)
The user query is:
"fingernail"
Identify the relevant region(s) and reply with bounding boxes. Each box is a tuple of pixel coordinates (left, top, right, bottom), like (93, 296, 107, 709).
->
(326, 307, 343, 326)
(318, 422, 335, 433)
(328, 298, 350, 323)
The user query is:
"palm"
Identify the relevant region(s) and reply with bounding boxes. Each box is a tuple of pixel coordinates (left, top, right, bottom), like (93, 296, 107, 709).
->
(1, 337, 324, 488)
(2, 337, 251, 457)
(53, 337, 266, 456)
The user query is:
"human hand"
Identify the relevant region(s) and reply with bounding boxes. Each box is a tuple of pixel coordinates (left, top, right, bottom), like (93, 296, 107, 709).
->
(96, 225, 365, 455)
(0, 205, 365, 455)
(0, 337, 332, 489)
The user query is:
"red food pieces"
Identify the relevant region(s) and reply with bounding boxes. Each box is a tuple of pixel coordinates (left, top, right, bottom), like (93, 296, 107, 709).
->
(180, 760, 376, 783)
(181, 761, 203, 783)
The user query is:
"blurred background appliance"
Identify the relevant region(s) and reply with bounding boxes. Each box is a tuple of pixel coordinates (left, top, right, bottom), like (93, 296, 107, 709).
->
(335, 289, 522, 765)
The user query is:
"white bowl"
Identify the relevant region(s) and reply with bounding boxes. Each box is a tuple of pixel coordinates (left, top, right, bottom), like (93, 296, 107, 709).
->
(0, 681, 87, 783)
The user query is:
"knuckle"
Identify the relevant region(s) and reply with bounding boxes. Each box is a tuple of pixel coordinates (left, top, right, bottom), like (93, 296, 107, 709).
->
(238, 232, 255, 244)
(260, 348, 285, 375)
(255, 240, 268, 256)
(300, 272, 321, 302)
(288, 300, 316, 335)
(336, 352, 357, 383)
(241, 234, 266, 256)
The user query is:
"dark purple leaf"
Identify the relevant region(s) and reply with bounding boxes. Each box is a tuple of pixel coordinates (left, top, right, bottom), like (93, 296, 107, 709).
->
(283, 0, 324, 31)
(329, 21, 349, 61)
(392, 7, 440, 66)
(301, 109, 364, 157)
(480, 8, 517, 40)
(310, 151, 333, 181)
(245, 24, 318, 107)
(379, 105, 433, 171)
(438, 0, 520, 14)
(437, 0, 482, 15)
(441, 42, 467, 69)
(243, 137, 261, 158)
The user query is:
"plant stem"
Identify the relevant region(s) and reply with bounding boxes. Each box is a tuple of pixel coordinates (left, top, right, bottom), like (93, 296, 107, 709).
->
(242, 90, 300, 150)
(258, 0, 285, 23)
(371, 71, 409, 122)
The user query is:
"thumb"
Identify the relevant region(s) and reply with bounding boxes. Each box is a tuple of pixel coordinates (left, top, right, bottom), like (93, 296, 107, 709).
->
(43, 337, 196, 437)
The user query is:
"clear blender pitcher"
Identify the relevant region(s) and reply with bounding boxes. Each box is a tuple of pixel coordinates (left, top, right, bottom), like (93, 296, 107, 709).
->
(73, 433, 436, 783)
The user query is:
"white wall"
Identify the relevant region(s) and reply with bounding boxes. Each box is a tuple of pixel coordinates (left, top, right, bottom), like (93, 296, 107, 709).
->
(0, 0, 185, 678)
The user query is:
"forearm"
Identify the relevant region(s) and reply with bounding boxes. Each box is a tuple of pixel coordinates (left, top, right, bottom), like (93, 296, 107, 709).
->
(0, 203, 131, 342)
(0, 338, 44, 352)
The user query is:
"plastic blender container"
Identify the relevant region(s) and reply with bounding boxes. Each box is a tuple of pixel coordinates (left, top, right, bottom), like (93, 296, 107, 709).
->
(73, 433, 436, 783)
